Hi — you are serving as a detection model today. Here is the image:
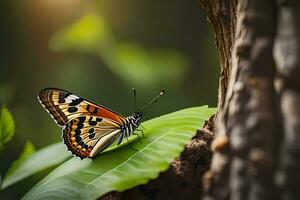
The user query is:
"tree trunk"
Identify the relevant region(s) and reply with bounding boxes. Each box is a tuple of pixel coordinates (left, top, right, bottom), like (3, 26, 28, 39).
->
(198, 0, 237, 110)
(274, 1, 300, 199)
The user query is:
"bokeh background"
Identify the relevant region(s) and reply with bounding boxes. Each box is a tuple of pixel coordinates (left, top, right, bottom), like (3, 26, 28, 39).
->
(0, 0, 218, 198)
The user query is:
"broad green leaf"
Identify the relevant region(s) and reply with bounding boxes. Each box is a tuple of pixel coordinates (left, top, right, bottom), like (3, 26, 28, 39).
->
(0, 106, 15, 152)
(1, 143, 71, 189)
(1, 142, 36, 189)
(23, 106, 215, 200)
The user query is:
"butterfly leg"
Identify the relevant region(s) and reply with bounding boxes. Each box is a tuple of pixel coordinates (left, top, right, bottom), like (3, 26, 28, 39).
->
(136, 128, 147, 138)
(132, 132, 141, 142)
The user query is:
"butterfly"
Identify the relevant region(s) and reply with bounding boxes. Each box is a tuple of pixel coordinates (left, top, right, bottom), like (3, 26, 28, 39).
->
(38, 88, 164, 159)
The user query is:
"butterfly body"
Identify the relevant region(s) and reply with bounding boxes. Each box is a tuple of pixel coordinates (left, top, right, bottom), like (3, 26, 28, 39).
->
(38, 88, 143, 159)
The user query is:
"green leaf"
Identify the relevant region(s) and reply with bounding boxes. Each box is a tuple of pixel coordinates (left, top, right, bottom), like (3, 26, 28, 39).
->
(0, 106, 15, 152)
(23, 106, 215, 200)
(1, 142, 35, 189)
(1, 143, 71, 189)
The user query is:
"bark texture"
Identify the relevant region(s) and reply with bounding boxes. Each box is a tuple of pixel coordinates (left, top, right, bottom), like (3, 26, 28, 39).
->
(199, 0, 237, 109)
(274, 1, 300, 199)
(205, 1, 278, 199)
(201, 0, 300, 200)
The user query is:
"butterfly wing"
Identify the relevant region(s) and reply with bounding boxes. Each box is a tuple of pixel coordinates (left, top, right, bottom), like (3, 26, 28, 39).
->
(63, 115, 122, 158)
(38, 88, 125, 126)
(38, 88, 128, 158)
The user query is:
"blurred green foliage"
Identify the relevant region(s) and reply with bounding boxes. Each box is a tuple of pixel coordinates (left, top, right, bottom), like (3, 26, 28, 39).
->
(49, 13, 112, 52)
(0, 106, 15, 152)
(0, 0, 218, 199)
(49, 13, 188, 88)
(114, 42, 188, 88)
(1, 142, 35, 189)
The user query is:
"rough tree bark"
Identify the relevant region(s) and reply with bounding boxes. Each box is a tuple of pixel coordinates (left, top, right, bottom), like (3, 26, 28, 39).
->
(198, 0, 237, 109)
(274, 1, 300, 199)
(201, 0, 300, 200)
(204, 0, 278, 199)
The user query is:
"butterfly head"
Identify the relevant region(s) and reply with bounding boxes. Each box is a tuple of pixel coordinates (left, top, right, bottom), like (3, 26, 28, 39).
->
(132, 112, 143, 126)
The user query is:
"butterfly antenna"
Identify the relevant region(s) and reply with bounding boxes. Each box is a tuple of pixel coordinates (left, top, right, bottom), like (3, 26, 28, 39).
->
(132, 88, 137, 112)
(141, 90, 165, 111)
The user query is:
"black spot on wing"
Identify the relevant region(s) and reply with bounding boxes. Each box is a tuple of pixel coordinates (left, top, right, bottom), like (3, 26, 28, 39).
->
(89, 128, 94, 133)
(86, 104, 90, 111)
(75, 129, 81, 136)
(78, 116, 86, 123)
(89, 120, 97, 126)
(77, 123, 84, 130)
(74, 117, 85, 132)
(76, 135, 82, 142)
(89, 133, 95, 139)
(58, 93, 71, 103)
(96, 118, 103, 122)
(92, 107, 98, 114)
(58, 97, 65, 103)
(69, 98, 83, 106)
(64, 93, 71, 98)
(68, 107, 78, 113)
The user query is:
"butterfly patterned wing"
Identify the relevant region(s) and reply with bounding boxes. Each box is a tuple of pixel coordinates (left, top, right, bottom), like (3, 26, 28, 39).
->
(63, 115, 122, 159)
(38, 88, 125, 126)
